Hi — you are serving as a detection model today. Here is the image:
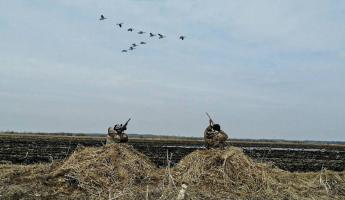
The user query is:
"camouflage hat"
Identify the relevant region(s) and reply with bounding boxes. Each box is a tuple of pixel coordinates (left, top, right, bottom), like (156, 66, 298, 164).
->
(212, 124, 221, 131)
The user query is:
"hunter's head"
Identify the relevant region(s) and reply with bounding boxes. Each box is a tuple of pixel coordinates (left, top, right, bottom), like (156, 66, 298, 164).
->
(212, 124, 221, 131)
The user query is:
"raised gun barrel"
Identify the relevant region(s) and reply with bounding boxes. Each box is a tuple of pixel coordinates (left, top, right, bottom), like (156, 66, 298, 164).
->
(205, 112, 214, 125)
(119, 118, 131, 132)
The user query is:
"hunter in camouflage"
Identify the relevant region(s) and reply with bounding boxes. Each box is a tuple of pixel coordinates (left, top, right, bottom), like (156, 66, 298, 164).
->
(204, 113, 228, 149)
(106, 118, 130, 144)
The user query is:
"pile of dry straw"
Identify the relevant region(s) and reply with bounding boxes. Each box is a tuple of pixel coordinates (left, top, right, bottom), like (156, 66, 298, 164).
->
(1, 144, 345, 199)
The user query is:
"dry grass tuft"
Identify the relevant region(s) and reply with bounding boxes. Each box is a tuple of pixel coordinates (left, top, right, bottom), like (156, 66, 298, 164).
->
(52, 144, 159, 199)
(1, 145, 345, 200)
(173, 146, 345, 200)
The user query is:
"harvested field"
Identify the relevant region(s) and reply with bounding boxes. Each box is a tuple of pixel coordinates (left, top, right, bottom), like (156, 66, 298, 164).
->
(1, 133, 345, 172)
(1, 144, 345, 200)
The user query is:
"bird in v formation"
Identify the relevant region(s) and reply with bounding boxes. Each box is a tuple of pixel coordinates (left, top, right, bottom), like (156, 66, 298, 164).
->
(99, 14, 106, 20)
(99, 14, 185, 53)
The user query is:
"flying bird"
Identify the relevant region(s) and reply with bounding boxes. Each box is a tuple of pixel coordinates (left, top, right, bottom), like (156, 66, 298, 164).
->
(129, 46, 135, 51)
(140, 42, 146, 45)
(99, 14, 106, 20)
(149, 33, 155, 37)
(132, 43, 138, 47)
(122, 50, 127, 52)
(127, 28, 133, 32)
(116, 23, 123, 28)
(138, 31, 145, 34)
(158, 33, 165, 39)
(179, 36, 185, 40)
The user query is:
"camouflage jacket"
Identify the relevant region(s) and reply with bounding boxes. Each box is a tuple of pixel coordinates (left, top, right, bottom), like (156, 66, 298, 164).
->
(204, 125, 228, 140)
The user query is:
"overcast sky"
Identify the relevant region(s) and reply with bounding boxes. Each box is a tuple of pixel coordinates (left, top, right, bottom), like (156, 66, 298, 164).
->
(0, 0, 344, 140)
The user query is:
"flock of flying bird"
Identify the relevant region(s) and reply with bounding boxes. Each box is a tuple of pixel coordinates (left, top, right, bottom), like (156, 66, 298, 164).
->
(99, 14, 186, 52)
